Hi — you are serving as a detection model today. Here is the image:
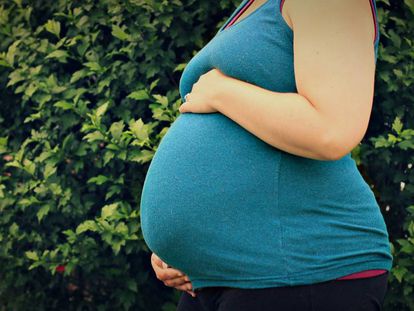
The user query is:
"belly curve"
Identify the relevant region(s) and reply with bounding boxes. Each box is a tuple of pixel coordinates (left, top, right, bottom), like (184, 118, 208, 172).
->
(139, 113, 393, 286)
(139, 112, 284, 278)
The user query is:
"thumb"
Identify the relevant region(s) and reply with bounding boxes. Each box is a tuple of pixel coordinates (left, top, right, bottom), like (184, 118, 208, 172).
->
(151, 253, 163, 267)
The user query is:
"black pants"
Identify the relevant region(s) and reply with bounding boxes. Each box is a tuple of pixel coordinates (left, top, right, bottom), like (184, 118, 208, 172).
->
(176, 271, 389, 311)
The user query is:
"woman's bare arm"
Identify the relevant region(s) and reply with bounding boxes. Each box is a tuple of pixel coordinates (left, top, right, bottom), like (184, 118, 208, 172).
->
(212, 0, 377, 161)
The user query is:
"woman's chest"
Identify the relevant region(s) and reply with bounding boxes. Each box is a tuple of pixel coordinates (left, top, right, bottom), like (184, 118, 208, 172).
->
(179, 0, 297, 100)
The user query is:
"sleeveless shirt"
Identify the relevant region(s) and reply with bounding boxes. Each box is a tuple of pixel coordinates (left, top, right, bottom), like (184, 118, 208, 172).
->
(139, 0, 393, 291)
(230, 0, 387, 283)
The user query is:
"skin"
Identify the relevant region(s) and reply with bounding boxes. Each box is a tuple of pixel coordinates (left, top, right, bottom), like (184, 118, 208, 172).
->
(153, 0, 377, 293)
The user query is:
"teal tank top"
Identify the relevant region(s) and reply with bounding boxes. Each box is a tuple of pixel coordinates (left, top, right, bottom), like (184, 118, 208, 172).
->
(140, 0, 392, 291)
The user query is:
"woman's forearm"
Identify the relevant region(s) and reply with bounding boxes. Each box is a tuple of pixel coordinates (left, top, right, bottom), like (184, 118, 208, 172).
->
(212, 76, 339, 161)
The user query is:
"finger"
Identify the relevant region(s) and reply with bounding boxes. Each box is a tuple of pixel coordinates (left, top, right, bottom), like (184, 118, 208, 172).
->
(156, 267, 185, 281)
(151, 253, 179, 278)
(164, 275, 190, 287)
(172, 281, 194, 292)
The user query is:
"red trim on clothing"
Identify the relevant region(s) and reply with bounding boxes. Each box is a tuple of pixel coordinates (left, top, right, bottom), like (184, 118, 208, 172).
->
(280, 0, 286, 13)
(336, 269, 387, 280)
(225, 0, 255, 29)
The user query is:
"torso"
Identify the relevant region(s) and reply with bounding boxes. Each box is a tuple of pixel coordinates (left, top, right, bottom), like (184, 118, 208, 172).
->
(139, 0, 391, 291)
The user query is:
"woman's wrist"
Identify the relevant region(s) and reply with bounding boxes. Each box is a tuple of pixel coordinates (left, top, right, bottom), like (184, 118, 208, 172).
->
(210, 71, 236, 112)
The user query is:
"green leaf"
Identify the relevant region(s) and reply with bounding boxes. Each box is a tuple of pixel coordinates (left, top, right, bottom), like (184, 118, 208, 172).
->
(7, 70, 25, 87)
(84, 61, 104, 72)
(87, 175, 109, 185)
(127, 90, 149, 101)
(0, 59, 11, 68)
(101, 203, 118, 219)
(398, 140, 414, 150)
(173, 63, 187, 72)
(25, 251, 39, 261)
(150, 79, 159, 91)
(45, 50, 69, 62)
(106, 143, 120, 151)
(23, 158, 36, 175)
(6, 40, 20, 67)
(397, 238, 414, 254)
(126, 280, 138, 293)
(96, 101, 109, 118)
(110, 120, 125, 141)
(111, 25, 132, 41)
(392, 265, 408, 283)
(24, 112, 41, 123)
(70, 69, 86, 83)
(49, 183, 62, 196)
(33, 93, 52, 106)
(54, 100, 74, 110)
(76, 220, 98, 234)
(153, 94, 169, 107)
(37, 205, 50, 222)
(0, 137, 8, 154)
(9, 222, 19, 236)
(83, 131, 105, 142)
(105, 185, 122, 200)
(112, 240, 124, 255)
(115, 222, 128, 235)
(44, 163, 57, 179)
(25, 82, 38, 97)
(129, 118, 149, 141)
(45, 19, 61, 37)
(129, 149, 154, 163)
(28, 262, 43, 270)
(103, 151, 115, 166)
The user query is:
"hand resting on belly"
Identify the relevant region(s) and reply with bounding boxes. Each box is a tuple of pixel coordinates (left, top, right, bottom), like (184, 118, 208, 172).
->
(151, 252, 197, 297)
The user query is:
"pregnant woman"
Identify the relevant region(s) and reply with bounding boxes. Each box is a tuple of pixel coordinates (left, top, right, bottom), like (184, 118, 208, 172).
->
(140, 0, 393, 310)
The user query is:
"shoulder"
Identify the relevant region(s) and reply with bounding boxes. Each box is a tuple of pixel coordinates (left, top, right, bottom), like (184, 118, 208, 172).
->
(283, 0, 376, 43)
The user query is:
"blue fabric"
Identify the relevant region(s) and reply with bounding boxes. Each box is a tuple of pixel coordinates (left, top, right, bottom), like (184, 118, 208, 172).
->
(140, 0, 392, 291)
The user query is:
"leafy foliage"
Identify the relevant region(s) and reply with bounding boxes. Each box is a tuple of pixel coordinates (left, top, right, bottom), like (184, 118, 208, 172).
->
(0, 0, 412, 310)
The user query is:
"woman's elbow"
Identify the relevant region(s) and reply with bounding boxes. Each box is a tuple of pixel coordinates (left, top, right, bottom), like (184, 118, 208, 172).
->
(322, 130, 362, 161)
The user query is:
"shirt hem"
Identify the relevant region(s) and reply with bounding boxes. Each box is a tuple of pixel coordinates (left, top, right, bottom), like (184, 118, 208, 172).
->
(191, 258, 392, 291)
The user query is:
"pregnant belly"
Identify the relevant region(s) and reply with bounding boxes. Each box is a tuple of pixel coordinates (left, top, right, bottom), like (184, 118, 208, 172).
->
(139, 112, 285, 280)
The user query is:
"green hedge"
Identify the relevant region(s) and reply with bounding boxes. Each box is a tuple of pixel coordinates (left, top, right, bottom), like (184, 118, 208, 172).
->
(0, 0, 412, 310)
